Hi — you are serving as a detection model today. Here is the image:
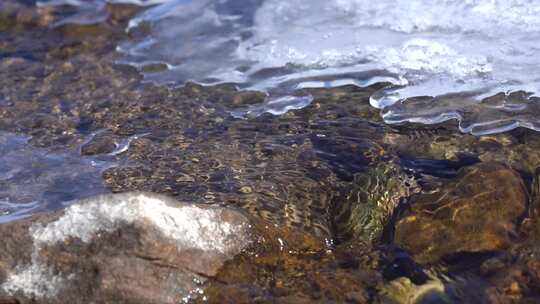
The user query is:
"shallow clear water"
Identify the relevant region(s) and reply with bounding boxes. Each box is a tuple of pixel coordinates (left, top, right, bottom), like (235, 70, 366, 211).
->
(39, 0, 540, 134)
(0, 132, 118, 222)
(4, 2, 540, 301)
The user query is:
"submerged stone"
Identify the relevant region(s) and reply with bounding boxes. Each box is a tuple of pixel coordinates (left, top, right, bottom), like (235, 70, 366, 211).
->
(394, 162, 527, 264)
(333, 162, 419, 244)
(0, 192, 251, 303)
(380, 269, 489, 304)
(479, 243, 540, 302)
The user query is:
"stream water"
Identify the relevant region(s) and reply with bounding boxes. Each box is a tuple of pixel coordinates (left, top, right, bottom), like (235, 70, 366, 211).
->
(2, 1, 540, 302)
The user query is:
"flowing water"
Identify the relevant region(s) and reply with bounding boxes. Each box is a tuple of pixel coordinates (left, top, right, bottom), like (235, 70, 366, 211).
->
(0, 132, 124, 222)
(3, 1, 540, 302)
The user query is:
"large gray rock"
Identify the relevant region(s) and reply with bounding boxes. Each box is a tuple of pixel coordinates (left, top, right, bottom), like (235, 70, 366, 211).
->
(0, 192, 251, 303)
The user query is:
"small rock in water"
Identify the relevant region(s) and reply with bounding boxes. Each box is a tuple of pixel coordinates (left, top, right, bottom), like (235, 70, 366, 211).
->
(238, 186, 252, 194)
(333, 162, 419, 244)
(380, 268, 488, 304)
(0, 192, 251, 303)
(394, 162, 527, 264)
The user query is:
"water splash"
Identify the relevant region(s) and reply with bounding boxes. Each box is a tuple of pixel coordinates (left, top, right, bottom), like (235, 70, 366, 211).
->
(41, 0, 540, 134)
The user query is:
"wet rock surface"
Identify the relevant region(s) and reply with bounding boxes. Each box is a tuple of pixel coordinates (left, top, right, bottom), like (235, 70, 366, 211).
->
(2, 1, 540, 303)
(0, 192, 251, 303)
(333, 161, 419, 244)
(394, 162, 527, 264)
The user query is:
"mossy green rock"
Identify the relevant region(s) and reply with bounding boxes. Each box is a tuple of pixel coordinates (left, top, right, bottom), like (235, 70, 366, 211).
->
(333, 162, 419, 243)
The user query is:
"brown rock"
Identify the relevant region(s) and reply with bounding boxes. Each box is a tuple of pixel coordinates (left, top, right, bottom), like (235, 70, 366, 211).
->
(394, 162, 527, 264)
(0, 192, 251, 304)
(478, 244, 540, 302)
(523, 167, 540, 238)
